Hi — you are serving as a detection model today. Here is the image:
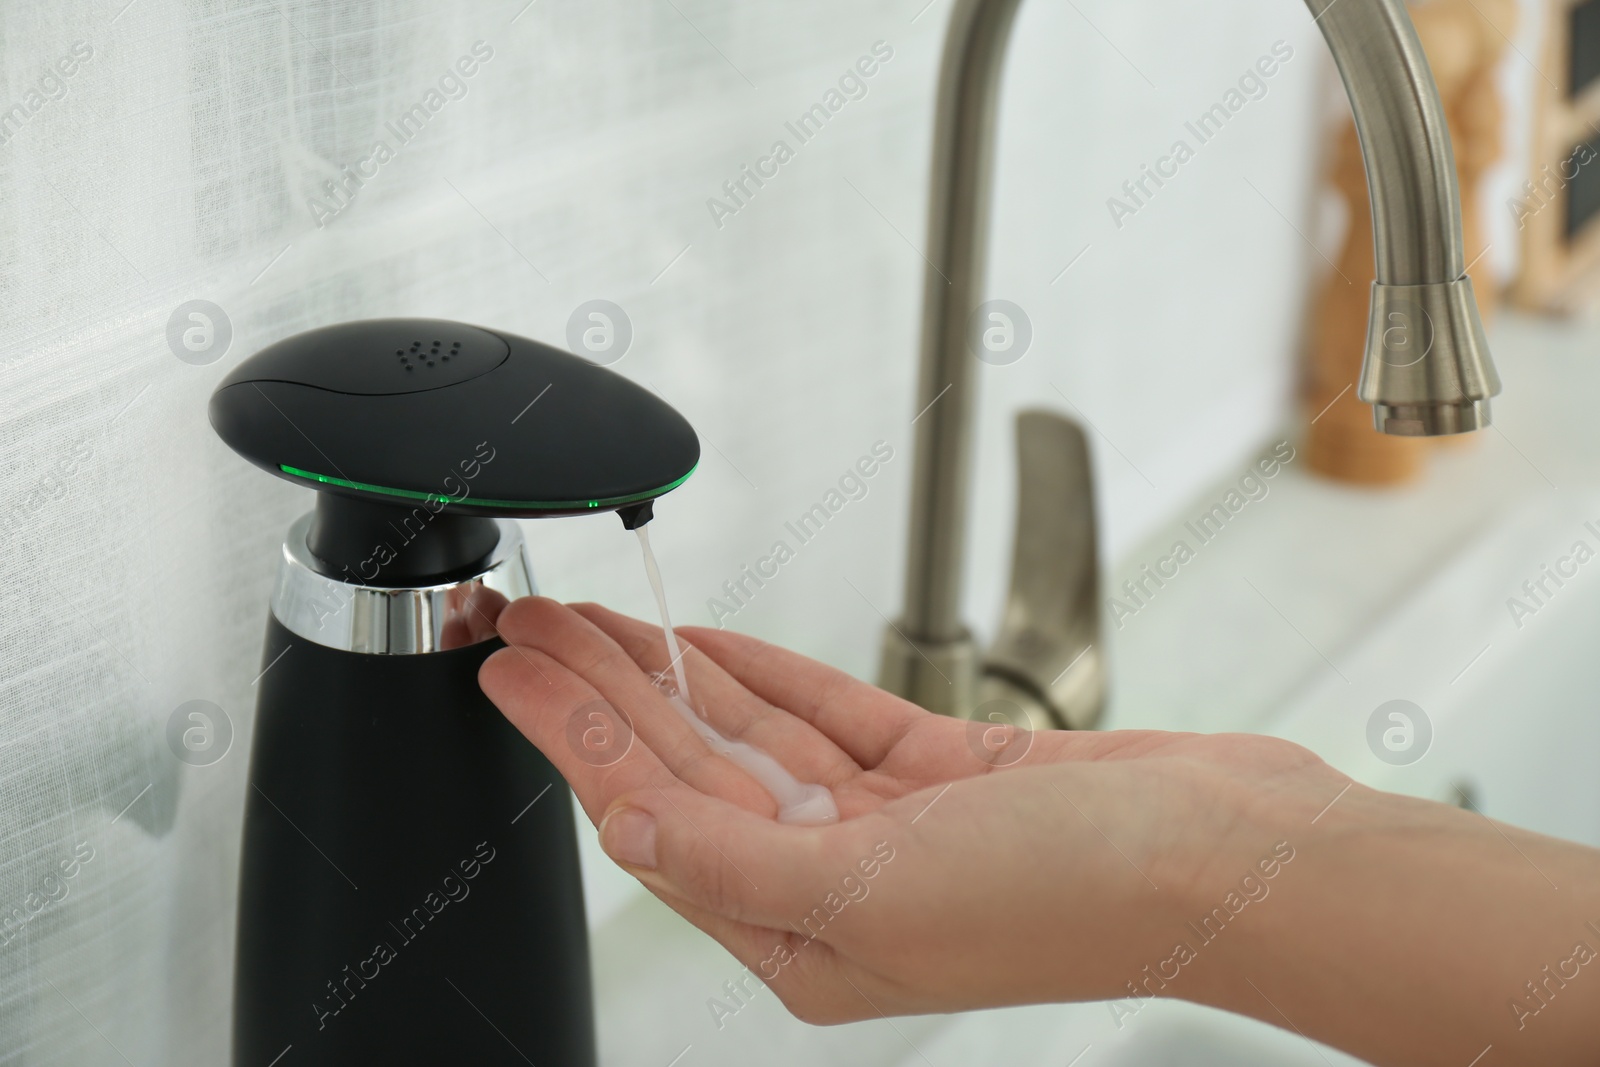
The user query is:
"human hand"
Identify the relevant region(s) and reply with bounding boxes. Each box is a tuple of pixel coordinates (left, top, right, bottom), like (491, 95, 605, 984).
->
(477, 598, 1343, 1023)
(441, 584, 510, 651)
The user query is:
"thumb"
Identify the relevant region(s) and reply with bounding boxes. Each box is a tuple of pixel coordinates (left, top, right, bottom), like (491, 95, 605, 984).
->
(598, 783, 881, 932)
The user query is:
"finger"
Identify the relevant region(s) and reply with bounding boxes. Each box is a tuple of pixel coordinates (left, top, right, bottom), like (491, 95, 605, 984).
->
(570, 602, 861, 787)
(443, 585, 511, 650)
(596, 780, 888, 931)
(480, 641, 675, 826)
(496, 598, 778, 816)
(678, 625, 926, 770)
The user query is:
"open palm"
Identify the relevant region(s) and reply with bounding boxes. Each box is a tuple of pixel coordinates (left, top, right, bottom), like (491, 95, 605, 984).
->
(479, 597, 1339, 1023)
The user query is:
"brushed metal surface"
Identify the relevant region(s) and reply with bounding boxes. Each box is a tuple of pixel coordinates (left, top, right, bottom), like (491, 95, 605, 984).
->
(883, 0, 1501, 721)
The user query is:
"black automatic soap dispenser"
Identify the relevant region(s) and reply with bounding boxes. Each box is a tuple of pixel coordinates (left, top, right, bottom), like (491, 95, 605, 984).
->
(209, 318, 698, 1066)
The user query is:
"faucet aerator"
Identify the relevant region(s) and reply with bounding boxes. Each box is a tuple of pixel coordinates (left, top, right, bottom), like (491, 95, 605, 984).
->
(1358, 277, 1501, 438)
(1372, 400, 1492, 437)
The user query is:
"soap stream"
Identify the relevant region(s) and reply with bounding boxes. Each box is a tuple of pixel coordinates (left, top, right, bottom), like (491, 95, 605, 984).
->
(636, 524, 692, 707)
(634, 527, 838, 825)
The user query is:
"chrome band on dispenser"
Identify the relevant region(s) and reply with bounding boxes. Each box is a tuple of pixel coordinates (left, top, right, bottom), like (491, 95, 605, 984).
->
(270, 512, 534, 654)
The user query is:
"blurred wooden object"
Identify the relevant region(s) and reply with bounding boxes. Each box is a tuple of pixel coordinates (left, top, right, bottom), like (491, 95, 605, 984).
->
(1306, 0, 1515, 484)
(1511, 0, 1600, 312)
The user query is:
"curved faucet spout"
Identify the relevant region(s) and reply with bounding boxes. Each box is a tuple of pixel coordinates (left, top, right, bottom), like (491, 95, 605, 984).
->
(881, 0, 1502, 717)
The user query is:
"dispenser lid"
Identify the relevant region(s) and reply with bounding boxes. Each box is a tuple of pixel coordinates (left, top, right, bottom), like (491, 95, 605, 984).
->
(209, 318, 699, 518)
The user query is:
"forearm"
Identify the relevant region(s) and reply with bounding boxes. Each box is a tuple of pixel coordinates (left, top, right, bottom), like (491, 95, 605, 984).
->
(1187, 784, 1600, 1066)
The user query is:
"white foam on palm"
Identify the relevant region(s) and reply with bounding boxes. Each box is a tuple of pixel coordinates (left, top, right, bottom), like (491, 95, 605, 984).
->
(636, 527, 838, 826)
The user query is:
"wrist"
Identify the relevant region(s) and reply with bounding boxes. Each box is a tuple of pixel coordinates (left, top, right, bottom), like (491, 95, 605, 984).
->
(1187, 781, 1600, 1067)
(1171, 779, 1388, 1017)
(1090, 751, 1325, 1017)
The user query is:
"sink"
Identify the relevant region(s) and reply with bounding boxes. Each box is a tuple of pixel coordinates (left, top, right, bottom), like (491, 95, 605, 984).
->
(574, 473, 1600, 1065)
(576, 304, 1600, 1064)
(575, 484, 1600, 1065)
(1268, 486, 1600, 846)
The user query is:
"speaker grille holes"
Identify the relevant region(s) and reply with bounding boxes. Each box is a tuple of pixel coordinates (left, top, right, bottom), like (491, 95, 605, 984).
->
(343, 326, 509, 391)
(398, 341, 450, 371)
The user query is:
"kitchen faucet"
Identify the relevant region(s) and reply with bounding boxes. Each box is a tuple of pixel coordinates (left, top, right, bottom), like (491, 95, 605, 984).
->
(879, 0, 1502, 729)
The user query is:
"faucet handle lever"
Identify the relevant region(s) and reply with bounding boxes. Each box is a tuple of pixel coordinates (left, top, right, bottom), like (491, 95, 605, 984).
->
(983, 409, 1106, 730)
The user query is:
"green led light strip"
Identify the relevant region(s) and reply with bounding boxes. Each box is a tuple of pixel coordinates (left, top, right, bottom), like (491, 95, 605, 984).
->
(279, 463, 696, 510)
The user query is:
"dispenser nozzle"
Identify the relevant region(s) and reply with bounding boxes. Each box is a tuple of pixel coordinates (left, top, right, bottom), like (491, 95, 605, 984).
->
(617, 500, 655, 530)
